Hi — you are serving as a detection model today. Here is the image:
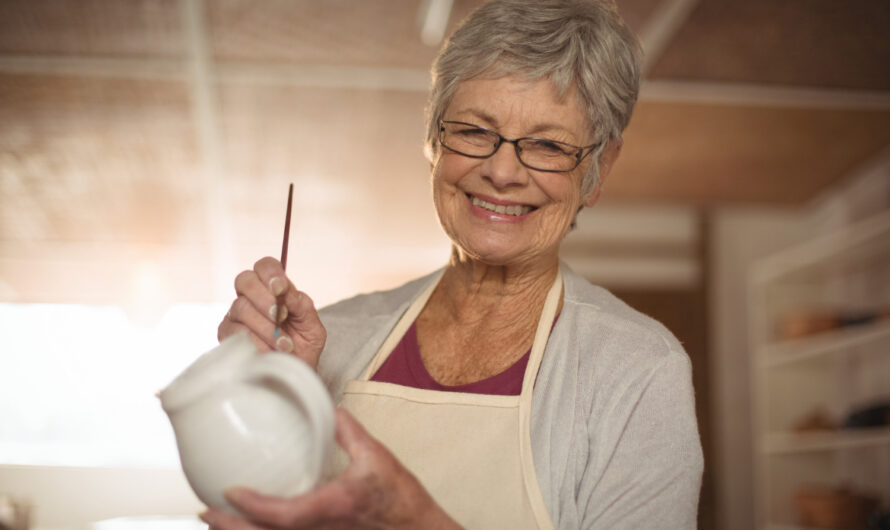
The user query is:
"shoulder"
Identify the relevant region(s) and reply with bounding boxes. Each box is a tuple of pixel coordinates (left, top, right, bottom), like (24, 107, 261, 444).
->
(315, 269, 442, 396)
(538, 266, 694, 429)
(559, 264, 685, 363)
(319, 269, 441, 326)
(542, 265, 696, 438)
(533, 267, 702, 527)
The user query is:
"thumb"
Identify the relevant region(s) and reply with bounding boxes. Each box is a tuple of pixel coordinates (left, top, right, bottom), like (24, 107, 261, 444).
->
(334, 408, 374, 460)
(281, 286, 326, 370)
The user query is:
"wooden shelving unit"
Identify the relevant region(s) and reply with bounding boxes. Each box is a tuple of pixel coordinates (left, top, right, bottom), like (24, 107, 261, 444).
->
(759, 320, 890, 369)
(765, 427, 890, 455)
(749, 211, 890, 529)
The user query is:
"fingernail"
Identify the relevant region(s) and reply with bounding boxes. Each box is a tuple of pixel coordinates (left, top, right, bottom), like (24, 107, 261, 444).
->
(269, 277, 286, 296)
(268, 304, 279, 321)
(225, 486, 249, 502)
(275, 335, 294, 353)
(277, 305, 288, 322)
(198, 510, 215, 524)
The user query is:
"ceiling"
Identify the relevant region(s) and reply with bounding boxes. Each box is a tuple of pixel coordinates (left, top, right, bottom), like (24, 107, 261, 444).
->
(0, 0, 888, 305)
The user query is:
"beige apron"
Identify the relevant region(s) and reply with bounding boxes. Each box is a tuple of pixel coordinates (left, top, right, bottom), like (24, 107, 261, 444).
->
(336, 270, 561, 530)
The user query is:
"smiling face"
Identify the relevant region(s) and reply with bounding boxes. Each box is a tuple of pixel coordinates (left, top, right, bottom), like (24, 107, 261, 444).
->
(431, 75, 603, 269)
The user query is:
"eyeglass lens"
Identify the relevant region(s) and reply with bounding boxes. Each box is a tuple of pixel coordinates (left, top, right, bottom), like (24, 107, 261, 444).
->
(440, 121, 584, 172)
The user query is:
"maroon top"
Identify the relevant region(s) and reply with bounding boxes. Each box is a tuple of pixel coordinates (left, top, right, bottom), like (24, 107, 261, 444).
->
(370, 321, 530, 396)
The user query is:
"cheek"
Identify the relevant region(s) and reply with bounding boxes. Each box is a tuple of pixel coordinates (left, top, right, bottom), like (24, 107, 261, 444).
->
(430, 161, 459, 220)
(431, 155, 479, 211)
(430, 161, 449, 202)
(434, 153, 475, 185)
(536, 173, 583, 209)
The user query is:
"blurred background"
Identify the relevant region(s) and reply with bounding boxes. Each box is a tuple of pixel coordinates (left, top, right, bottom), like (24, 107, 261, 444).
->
(0, 1, 888, 529)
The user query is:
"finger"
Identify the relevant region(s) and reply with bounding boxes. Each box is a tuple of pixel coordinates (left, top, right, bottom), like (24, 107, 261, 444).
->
(224, 296, 295, 353)
(280, 288, 326, 367)
(217, 315, 275, 353)
(252, 257, 290, 298)
(234, 269, 284, 326)
(333, 408, 375, 461)
(225, 485, 352, 528)
(235, 263, 318, 358)
(235, 259, 325, 365)
(199, 508, 264, 530)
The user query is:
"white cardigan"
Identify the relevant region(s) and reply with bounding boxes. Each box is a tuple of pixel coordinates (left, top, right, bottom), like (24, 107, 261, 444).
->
(317, 263, 704, 529)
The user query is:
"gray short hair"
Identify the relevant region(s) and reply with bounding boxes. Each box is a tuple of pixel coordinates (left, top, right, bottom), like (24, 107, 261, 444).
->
(425, 0, 642, 194)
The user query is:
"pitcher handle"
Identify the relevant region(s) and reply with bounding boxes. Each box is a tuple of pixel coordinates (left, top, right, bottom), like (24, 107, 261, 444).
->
(242, 353, 336, 484)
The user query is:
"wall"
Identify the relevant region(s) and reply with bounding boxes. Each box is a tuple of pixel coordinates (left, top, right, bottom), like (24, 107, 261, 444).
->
(708, 207, 809, 530)
(0, 465, 202, 529)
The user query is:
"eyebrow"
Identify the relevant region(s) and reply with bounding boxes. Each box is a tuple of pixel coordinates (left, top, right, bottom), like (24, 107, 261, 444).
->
(455, 109, 578, 140)
(458, 109, 499, 128)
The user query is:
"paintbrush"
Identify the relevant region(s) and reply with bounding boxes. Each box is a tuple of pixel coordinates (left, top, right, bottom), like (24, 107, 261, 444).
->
(274, 183, 294, 339)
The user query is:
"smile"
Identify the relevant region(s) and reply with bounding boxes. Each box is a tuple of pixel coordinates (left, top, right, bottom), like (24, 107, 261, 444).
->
(468, 194, 536, 217)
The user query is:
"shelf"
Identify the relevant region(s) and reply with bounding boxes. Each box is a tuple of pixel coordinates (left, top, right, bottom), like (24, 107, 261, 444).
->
(752, 210, 890, 285)
(750, 210, 890, 527)
(764, 427, 890, 455)
(765, 524, 824, 530)
(758, 320, 890, 368)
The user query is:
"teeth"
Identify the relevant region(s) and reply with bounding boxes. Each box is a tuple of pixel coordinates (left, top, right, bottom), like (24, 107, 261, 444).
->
(471, 196, 533, 216)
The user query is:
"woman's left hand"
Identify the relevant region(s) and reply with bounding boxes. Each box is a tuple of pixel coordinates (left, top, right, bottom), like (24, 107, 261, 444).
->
(199, 409, 463, 530)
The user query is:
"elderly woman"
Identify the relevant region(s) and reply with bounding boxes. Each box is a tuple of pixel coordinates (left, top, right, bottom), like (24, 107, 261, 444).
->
(205, 0, 703, 528)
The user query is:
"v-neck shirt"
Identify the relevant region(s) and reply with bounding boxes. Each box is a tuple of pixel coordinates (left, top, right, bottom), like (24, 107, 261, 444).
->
(370, 321, 530, 395)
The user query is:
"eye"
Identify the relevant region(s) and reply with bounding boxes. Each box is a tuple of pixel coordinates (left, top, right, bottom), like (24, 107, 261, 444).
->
(524, 138, 574, 156)
(448, 124, 497, 147)
(454, 126, 489, 137)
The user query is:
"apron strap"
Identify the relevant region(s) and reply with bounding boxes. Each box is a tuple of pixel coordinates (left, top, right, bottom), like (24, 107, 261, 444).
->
(359, 270, 444, 380)
(518, 268, 562, 529)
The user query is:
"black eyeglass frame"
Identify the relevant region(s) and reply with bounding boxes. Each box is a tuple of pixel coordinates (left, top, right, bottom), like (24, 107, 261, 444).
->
(438, 120, 601, 173)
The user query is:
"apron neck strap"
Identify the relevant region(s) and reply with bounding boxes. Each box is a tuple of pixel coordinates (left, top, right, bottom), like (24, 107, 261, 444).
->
(519, 268, 563, 397)
(360, 269, 444, 380)
(360, 266, 564, 393)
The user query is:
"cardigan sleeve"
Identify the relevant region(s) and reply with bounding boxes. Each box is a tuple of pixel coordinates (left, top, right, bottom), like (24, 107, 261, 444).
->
(579, 352, 704, 529)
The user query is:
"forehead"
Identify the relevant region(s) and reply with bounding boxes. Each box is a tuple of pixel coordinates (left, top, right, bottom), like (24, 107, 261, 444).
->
(446, 75, 588, 135)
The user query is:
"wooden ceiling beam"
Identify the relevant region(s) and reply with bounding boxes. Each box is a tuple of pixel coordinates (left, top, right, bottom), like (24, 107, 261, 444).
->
(638, 0, 700, 75)
(642, 80, 890, 110)
(0, 54, 184, 80)
(4, 53, 888, 111)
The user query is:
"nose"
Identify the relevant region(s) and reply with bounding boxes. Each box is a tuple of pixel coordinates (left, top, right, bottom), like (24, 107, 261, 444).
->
(480, 140, 528, 189)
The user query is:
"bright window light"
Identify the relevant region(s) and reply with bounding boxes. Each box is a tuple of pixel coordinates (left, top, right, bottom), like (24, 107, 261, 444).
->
(0, 303, 226, 468)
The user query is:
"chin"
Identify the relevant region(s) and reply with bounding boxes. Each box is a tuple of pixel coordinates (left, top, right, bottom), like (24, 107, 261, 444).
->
(451, 240, 513, 265)
(470, 252, 519, 267)
(456, 238, 552, 268)
(443, 217, 560, 267)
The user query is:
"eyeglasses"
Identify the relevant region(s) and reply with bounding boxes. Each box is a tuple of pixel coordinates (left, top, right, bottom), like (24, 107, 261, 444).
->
(438, 120, 600, 173)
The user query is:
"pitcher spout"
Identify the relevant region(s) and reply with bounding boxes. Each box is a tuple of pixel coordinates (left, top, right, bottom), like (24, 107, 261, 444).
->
(159, 332, 257, 415)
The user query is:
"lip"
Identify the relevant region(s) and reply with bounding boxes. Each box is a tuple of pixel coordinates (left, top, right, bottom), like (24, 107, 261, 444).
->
(465, 192, 538, 222)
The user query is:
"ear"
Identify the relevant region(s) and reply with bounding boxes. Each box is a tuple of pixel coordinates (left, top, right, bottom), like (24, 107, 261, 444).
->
(581, 139, 623, 207)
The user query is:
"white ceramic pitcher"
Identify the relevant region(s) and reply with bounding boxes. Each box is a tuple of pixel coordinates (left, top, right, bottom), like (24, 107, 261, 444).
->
(160, 332, 335, 512)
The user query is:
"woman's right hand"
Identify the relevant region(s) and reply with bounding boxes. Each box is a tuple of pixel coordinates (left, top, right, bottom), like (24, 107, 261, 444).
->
(218, 257, 327, 370)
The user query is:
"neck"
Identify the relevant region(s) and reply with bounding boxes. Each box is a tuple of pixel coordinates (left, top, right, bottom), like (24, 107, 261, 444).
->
(435, 246, 560, 324)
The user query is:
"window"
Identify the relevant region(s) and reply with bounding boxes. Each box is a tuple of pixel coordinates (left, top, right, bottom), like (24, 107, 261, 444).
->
(0, 303, 225, 468)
